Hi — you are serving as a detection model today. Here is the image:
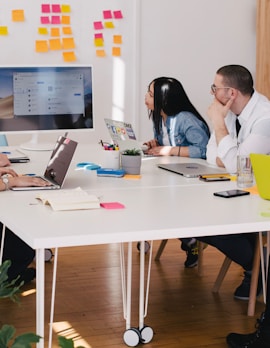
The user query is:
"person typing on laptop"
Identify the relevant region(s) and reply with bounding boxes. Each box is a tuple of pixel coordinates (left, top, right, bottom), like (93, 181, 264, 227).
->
(0, 154, 51, 285)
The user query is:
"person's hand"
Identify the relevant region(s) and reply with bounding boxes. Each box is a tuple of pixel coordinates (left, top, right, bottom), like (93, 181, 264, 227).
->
(9, 176, 52, 188)
(146, 146, 172, 156)
(207, 97, 234, 129)
(0, 154, 11, 167)
(0, 167, 18, 177)
(143, 139, 158, 149)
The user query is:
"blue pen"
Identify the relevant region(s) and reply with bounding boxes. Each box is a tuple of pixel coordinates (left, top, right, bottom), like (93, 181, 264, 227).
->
(1, 151, 11, 154)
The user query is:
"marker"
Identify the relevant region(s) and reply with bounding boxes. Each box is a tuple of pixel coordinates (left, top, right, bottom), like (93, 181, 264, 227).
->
(23, 173, 36, 176)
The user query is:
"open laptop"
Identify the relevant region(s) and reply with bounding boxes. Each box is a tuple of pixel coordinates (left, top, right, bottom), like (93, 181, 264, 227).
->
(104, 118, 146, 152)
(11, 136, 78, 191)
(157, 162, 228, 178)
(250, 153, 270, 200)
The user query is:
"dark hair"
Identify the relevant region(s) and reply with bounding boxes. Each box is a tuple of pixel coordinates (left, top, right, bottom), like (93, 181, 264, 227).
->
(216, 65, 254, 95)
(148, 77, 209, 135)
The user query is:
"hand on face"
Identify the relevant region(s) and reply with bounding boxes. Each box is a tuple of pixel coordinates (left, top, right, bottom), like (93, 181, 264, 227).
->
(207, 95, 234, 129)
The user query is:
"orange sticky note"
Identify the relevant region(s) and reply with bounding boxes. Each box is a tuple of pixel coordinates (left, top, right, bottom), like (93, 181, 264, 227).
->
(96, 49, 106, 57)
(0, 26, 8, 35)
(50, 28, 60, 37)
(49, 38, 62, 50)
(35, 40, 49, 52)
(113, 35, 122, 44)
(61, 15, 70, 25)
(62, 51, 76, 62)
(104, 21, 114, 29)
(112, 47, 121, 56)
(62, 37, 75, 49)
(62, 26, 72, 35)
(12, 9, 24, 22)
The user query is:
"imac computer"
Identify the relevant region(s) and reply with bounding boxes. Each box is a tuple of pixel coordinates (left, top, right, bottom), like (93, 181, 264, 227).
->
(0, 65, 93, 150)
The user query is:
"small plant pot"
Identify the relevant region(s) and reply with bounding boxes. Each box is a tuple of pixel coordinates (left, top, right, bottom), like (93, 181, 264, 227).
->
(121, 154, 142, 175)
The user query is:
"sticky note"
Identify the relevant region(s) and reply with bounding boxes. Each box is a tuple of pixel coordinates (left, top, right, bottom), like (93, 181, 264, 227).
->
(62, 37, 75, 49)
(103, 10, 112, 19)
(62, 51, 76, 62)
(113, 35, 122, 44)
(49, 38, 62, 50)
(50, 28, 60, 37)
(51, 16, 61, 24)
(95, 33, 103, 39)
(94, 38, 104, 47)
(12, 10, 25, 22)
(96, 49, 106, 57)
(100, 202, 125, 209)
(124, 174, 141, 180)
(61, 15, 70, 25)
(112, 47, 121, 56)
(0, 26, 8, 35)
(41, 4, 51, 13)
(41, 16, 50, 24)
(94, 21, 103, 30)
(38, 27, 48, 35)
(104, 21, 114, 29)
(61, 5, 71, 13)
(113, 10, 123, 19)
(35, 40, 49, 52)
(62, 26, 72, 35)
(52, 4, 61, 13)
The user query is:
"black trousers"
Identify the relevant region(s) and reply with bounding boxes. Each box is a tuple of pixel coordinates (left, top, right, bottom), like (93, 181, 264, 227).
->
(264, 255, 270, 322)
(0, 223, 35, 280)
(197, 233, 256, 272)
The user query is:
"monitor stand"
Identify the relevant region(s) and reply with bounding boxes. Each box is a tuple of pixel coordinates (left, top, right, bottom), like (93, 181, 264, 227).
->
(20, 133, 54, 151)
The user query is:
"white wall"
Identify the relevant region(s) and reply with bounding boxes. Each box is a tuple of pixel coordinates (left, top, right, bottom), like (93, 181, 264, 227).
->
(1, 0, 257, 147)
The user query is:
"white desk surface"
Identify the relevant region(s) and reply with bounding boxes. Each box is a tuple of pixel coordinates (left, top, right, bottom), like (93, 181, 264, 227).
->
(1, 143, 270, 250)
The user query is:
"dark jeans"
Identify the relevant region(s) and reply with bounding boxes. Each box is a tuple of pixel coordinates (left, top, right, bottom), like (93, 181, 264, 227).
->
(0, 223, 35, 280)
(196, 233, 256, 271)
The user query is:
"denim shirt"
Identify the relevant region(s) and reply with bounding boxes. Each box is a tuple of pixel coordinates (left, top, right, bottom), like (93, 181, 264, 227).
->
(154, 111, 210, 159)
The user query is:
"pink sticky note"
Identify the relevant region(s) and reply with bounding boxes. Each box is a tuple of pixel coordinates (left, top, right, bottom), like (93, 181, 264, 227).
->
(51, 16, 61, 24)
(41, 4, 50, 13)
(41, 16, 50, 24)
(94, 21, 103, 30)
(95, 33, 103, 39)
(103, 10, 112, 19)
(100, 202, 125, 209)
(113, 10, 123, 19)
(52, 4, 61, 13)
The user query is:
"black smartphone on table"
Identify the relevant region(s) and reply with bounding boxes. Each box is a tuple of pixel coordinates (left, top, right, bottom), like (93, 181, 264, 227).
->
(213, 189, 250, 198)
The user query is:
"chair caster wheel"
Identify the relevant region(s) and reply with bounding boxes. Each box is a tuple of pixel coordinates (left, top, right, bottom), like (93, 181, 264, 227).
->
(45, 249, 54, 262)
(136, 241, 150, 254)
(123, 328, 141, 347)
(140, 325, 154, 343)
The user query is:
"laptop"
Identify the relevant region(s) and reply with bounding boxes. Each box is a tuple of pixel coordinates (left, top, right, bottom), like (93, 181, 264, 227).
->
(11, 136, 78, 191)
(104, 118, 146, 152)
(250, 153, 270, 200)
(157, 162, 228, 178)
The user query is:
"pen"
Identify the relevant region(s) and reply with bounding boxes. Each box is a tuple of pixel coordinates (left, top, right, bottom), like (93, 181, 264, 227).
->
(1, 151, 11, 154)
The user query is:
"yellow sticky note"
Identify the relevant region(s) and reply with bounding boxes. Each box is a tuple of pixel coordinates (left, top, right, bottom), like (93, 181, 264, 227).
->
(94, 38, 104, 47)
(62, 26, 72, 35)
(124, 174, 141, 180)
(62, 51, 76, 62)
(61, 4, 71, 13)
(112, 47, 121, 56)
(104, 21, 114, 29)
(113, 35, 122, 44)
(12, 9, 24, 22)
(96, 49, 106, 57)
(62, 37, 75, 49)
(50, 28, 60, 37)
(61, 15, 70, 25)
(0, 26, 8, 35)
(35, 40, 49, 53)
(38, 27, 48, 35)
(49, 38, 62, 50)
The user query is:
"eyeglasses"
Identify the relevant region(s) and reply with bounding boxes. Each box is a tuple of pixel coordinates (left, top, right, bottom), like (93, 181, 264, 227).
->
(211, 84, 231, 94)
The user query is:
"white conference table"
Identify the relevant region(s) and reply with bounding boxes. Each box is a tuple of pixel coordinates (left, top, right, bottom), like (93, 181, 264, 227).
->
(1, 143, 270, 347)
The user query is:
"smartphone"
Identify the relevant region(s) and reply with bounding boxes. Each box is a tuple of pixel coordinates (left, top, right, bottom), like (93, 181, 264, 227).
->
(213, 189, 250, 198)
(199, 175, 230, 182)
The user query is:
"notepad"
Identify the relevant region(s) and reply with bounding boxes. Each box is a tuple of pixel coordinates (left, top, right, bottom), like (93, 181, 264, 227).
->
(36, 188, 100, 211)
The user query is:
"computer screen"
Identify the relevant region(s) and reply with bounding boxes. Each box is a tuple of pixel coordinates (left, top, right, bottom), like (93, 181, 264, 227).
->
(0, 65, 93, 150)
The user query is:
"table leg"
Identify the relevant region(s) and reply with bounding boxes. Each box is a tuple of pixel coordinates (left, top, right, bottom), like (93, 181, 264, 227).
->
(36, 248, 45, 348)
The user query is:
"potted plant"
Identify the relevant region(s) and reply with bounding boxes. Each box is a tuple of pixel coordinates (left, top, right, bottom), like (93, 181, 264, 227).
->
(121, 148, 142, 175)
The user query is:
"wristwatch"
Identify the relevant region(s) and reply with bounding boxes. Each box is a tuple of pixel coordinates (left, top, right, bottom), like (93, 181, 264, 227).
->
(1, 175, 9, 190)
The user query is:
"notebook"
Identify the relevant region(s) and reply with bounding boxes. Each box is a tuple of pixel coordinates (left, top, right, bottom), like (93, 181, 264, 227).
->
(250, 153, 270, 200)
(104, 118, 146, 152)
(157, 162, 228, 178)
(11, 136, 78, 191)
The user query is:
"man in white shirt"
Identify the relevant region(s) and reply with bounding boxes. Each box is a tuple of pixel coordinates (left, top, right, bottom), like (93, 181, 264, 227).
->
(197, 65, 270, 302)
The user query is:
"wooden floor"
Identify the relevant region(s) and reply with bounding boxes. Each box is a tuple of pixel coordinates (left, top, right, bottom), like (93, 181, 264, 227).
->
(0, 240, 265, 348)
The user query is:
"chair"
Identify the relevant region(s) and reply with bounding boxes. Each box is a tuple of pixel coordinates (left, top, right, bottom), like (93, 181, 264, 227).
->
(154, 233, 268, 316)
